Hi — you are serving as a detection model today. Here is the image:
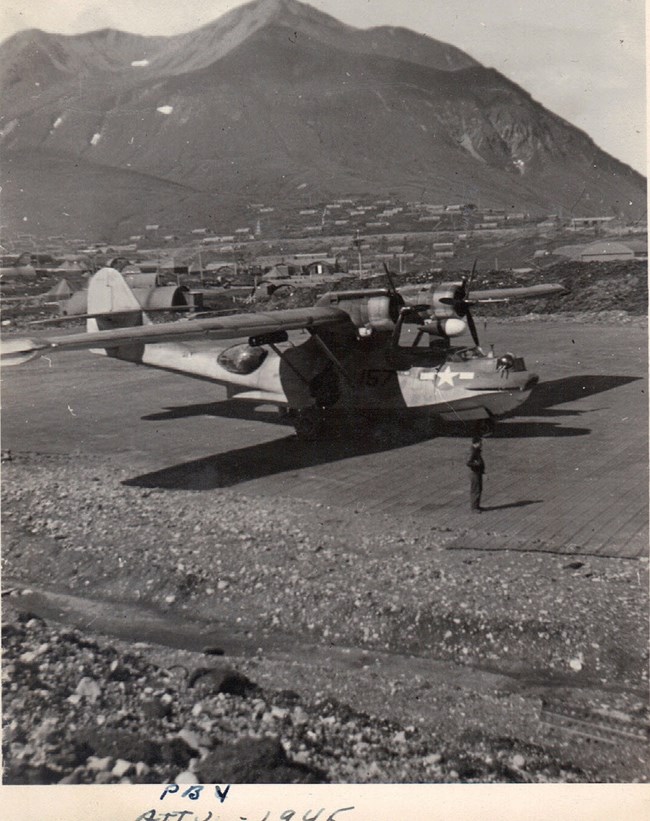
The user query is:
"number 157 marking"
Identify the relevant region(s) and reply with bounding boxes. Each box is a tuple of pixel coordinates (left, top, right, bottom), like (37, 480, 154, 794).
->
(360, 369, 394, 387)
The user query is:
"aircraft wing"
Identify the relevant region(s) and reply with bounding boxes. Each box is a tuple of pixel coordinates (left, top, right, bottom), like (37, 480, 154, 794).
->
(469, 283, 568, 302)
(399, 282, 567, 306)
(1, 306, 350, 366)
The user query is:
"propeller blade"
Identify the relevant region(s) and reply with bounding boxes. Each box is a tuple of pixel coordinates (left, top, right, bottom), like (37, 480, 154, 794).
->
(465, 259, 477, 298)
(382, 262, 398, 297)
(465, 307, 480, 348)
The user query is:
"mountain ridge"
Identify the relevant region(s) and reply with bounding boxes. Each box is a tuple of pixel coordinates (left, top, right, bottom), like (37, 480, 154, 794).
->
(0, 0, 645, 239)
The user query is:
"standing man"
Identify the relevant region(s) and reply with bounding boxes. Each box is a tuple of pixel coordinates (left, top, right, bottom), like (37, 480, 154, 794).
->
(467, 437, 485, 512)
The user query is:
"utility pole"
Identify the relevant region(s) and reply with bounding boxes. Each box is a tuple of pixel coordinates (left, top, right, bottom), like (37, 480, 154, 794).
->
(353, 230, 363, 275)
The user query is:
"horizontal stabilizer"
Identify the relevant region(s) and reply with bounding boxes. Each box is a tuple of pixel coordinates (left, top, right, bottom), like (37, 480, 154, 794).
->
(29, 306, 196, 325)
(0, 337, 48, 366)
(29, 311, 141, 325)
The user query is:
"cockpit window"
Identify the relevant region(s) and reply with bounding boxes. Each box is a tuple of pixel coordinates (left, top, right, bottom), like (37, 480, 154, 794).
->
(446, 347, 484, 363)
(393, 323, 449, 365)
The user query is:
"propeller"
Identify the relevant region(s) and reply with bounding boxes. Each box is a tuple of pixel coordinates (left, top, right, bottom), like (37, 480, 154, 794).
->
(440, 259, 481, 348)
(384, 262, 428, 325)
(382, 262, 415, 327)
(382, 262, 400, 300)
(464, 258, 477, 300)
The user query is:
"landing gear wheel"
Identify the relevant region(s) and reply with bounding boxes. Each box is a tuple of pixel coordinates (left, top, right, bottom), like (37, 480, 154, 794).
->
(292, 408, 323, 440)
(476, 417, 496, 438)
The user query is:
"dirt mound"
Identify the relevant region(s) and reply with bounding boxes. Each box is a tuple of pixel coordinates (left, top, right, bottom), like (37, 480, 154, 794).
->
(256, 260, 648, 318)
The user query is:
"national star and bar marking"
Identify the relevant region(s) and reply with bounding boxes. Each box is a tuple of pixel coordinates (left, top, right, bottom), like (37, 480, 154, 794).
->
(419, 366, 475, 386)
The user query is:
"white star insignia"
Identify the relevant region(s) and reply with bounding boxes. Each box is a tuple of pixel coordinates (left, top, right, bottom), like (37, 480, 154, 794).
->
(435, 366, 458, 386)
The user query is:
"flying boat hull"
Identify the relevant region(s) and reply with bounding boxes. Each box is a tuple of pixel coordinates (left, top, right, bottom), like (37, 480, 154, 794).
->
(95, 335, 537, 423)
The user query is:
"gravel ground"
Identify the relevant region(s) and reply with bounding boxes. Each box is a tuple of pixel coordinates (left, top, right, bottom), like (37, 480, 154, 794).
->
(2, 453, 648, 783)
(3, 606, 591, 786)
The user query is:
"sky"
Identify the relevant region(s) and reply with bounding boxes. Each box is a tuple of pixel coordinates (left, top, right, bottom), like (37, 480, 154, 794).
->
(0, 0, 646, 175)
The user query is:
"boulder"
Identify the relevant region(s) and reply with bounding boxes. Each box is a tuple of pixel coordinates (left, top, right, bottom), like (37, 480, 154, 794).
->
(188, 667, 258, 697)
(196, 737, 325, 784)
(76, 729, 163, 766)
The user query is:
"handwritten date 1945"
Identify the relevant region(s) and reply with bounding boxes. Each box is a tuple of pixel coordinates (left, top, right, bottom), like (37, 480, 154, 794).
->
(135, 807, 355, 821)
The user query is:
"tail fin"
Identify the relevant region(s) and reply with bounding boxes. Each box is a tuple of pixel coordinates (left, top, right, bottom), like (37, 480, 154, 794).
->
(86, 267, 152, 333)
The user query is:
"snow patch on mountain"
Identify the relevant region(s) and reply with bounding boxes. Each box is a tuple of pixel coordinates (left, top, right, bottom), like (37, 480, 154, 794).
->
(460, 133, 485, 163)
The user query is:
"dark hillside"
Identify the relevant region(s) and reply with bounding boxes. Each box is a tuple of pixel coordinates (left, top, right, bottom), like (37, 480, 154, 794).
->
(0, 0, 645, 239)
(252, 260, 648, 318)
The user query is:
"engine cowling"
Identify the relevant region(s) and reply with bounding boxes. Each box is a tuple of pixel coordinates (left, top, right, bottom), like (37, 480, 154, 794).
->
(363, 295, 400, 331)
(430, 284, 465, 319)
(405, 283, 468, 339)
(316, 289, 403, 332)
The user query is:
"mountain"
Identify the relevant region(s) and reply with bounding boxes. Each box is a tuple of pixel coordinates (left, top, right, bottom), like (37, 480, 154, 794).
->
(0, 0, 645, 240)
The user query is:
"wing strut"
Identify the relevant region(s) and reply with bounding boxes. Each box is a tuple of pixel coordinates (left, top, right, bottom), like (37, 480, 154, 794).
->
(266, 342, 312, 387)
(308, 330, 351, 383)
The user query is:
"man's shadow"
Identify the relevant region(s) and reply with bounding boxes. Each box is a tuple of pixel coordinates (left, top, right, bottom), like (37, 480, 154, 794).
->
(480, 499, 543, 511)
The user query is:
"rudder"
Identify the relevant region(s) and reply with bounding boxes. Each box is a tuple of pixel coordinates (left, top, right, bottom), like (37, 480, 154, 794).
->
(86, 267, 152, 333)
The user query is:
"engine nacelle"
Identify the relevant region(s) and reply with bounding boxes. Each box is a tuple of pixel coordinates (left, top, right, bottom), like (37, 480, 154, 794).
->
(363, 295, 399, 331)
(430, 284, 465, 319)
(316, 289, 402, 332)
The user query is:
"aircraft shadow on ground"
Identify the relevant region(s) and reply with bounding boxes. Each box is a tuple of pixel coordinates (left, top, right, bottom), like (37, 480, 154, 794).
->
(142, 401, 285, 425)
(142, 403, 588, 436)
(514, 374, 642, 417)
(126, 419, 588, 490)
(488, 421, 589, 438)
(128, 373, 637, 490)
(124, 431, 408, 490)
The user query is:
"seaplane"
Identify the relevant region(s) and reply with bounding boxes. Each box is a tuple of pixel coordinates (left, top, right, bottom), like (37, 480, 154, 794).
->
(1, 264, 566, 439)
